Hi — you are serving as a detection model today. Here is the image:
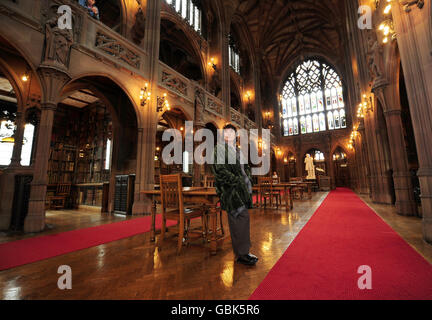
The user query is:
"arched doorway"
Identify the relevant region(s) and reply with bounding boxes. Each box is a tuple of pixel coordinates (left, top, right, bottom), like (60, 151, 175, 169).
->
(284, 151, 296, 181)
(50, 76, 138, 214)
(155, 107, 193, 186)
(333, 146, 350, 187)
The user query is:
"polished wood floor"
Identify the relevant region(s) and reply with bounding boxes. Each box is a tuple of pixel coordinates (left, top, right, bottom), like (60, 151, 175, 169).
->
(0, 191, 431, 300)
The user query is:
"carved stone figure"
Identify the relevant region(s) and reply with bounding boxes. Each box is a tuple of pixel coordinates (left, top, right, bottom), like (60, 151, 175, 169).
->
(44, 15, 73, 67)
(305, 153, 316, 180)
(131, 6, 145, 45)
(194, 89, 205, 125)
(367, 35, 384, 81)
(209, 67, 221, 98)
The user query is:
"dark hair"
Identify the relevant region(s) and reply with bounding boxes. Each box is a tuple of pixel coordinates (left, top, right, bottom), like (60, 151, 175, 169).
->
(223, 123, 237, 133)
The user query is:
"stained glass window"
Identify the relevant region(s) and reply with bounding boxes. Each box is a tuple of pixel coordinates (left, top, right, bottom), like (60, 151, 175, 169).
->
(281, 59, 347, 136)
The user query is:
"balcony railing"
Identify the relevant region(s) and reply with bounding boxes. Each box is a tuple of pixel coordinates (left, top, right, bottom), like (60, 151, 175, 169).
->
(158, 62, 225, 119)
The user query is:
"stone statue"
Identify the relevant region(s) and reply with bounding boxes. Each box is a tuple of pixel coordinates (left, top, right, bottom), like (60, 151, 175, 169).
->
(44, 14, 73, 67)
(131, 5, 145, 45)
(367, 34, 384, 81)
(305, 153, 316, 180)
(209, 67, 221, 98)
(194, 88, 205, 125)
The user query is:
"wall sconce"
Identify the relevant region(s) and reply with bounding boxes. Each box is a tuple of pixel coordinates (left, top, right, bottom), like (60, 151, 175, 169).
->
(357, 94, 373, 118)
(208, 57, 216, 70)
(378, 19, 396, 44)
(284, 158, 288, 163)
(140, 83, 151, 107)
(244, 91, 252, 103)
(277, 148, 282, 157)
(157, 93, 170, 112)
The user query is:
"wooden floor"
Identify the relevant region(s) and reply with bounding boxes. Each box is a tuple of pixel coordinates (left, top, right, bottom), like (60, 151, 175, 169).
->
(0, 191, 431, 300)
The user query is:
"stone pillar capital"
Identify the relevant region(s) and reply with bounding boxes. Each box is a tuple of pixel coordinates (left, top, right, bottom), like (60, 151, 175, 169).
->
(37, 65, 71, 106)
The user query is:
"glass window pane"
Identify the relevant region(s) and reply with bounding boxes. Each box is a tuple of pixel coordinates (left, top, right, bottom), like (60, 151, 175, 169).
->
(337, 86, 344, 108)
(340, 109, 346, 128)
(176, 0, 181, 12)
(304, 93, 311, 114)
(105, 138, 111, 170)
(325, 89, 332, 110)
(319, 113, 326, 131)
(313, 114, 319, 132)
(293, 118, 299, 135)
(328, 111, 334, 130)
(189, 1, 194, 23)
(288, 119, 293, 136)
(181, 0, 187, 18)
(306, 115, 312, 133)
(334, 110, 340, 129)
(317, 91, 324, 111)
(292, 97, 297, 116)
(20, 124, 35, 166)
(300, 116, 306, 134)
(298, 95, 305, 115)
(311, 92, 318, 113)
(0, 120, 15, 166)
(195, 7, 200, 31)
(283, 119, 288, 136)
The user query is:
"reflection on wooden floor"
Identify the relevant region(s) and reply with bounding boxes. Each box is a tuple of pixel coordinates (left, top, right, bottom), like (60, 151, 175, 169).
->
(0, 191, 431, 300)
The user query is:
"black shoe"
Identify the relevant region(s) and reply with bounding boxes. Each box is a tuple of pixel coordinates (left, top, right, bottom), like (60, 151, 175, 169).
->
(247, 253, 259, 262)
(236, 254, 258, 265)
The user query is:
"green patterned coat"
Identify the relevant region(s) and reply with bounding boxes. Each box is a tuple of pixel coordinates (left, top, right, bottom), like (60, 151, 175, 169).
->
(211, 143, 253, 214)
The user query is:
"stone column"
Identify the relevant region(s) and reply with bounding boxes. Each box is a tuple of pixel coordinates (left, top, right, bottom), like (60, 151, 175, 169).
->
(24, 66, 70, 232)
(392, 2, 432, 242)
(383, 108, 418, 215)
(132, 0, 161, 215)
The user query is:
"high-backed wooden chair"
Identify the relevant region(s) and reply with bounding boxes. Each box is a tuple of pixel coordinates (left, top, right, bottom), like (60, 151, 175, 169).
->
(160, 174, 206, 254)
(258, 177, 281, 208)
(48, 184, 71, 209)
(202, 174, 224, 235)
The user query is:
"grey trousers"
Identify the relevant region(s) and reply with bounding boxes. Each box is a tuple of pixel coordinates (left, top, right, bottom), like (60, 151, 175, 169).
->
(227, 207, 251, 257)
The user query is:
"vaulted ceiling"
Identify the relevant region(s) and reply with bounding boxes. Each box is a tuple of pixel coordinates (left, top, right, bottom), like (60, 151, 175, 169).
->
(229, 0, 347, 95)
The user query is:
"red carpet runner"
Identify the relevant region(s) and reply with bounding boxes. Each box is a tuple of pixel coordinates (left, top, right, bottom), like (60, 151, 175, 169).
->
(0, 215, 176, 271)
(250, 188, 432, 300)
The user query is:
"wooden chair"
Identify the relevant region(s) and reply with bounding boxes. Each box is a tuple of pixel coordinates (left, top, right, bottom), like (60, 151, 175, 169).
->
(160, 174, 206, 254)
(203, 175, 215, 188)
(258, 177, 281, 209)
(48, 184, 71, 210)
(289, 177, 304, 200)
(202, 174, 224, 235)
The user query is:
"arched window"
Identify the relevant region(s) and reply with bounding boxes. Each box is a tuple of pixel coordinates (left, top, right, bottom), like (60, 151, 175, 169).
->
(164, 0, 202, 34)
(228, 34, 240, 74)
(281, 59, 347, 136)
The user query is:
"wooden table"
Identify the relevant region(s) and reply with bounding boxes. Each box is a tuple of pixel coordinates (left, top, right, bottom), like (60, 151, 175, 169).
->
(256, 181, 314, 211)
(141, 187, 225, 255)
(257, 183, 294, 212)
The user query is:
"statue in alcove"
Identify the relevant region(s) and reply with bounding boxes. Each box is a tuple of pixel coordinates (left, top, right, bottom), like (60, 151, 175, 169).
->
(209, 67, 221, 98)
(367, 33, 385, 82)
(305, 153, 316, 180)
(43, 13, 73, 67)
(131, 1, 145, 45)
